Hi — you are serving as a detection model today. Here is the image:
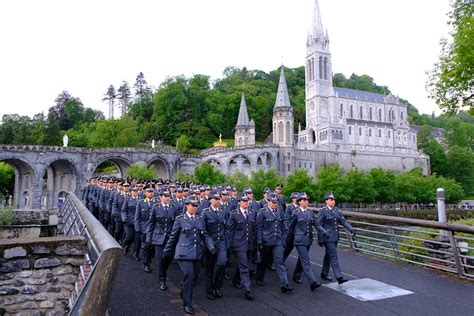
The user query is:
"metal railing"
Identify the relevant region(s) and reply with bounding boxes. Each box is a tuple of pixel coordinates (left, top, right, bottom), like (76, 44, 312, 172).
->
(58, 192, 122, 316)
(309, 208, 474, 279)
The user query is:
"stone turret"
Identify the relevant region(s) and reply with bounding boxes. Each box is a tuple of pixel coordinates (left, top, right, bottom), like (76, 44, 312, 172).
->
(234, 93, 255, 147)
(272, 67, 294, 146)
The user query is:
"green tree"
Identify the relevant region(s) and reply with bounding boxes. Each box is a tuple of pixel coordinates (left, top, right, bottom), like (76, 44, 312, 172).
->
(285, 169, 317, 201)
(426, 0, 474, 113)
(424, 139, 447, 176)
(176, 172, 196, 183)
(126, 163, 157, 180)
(344, 169, 376, 204)
(176, 135, 191, 153)
(249, 169, 284, 200)
(0, 162, 15, 199)
(369, 168, 397, 204)
(446, 146, 474, 195)
(194, 163, 225, 185)
(314, 165, 348, 202)
(225, 171, 251, 192)
(444, 117, 474, 150)
(88, 117, 139, 147)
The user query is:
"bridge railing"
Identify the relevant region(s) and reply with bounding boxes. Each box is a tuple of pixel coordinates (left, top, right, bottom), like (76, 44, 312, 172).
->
(58, 192, 122, 316)
(309, 208, 474, 279)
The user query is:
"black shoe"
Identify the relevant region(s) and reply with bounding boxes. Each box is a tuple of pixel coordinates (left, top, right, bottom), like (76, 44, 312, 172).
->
(144, 266, 152, 273)
(293, 276, 302, 284)
(249, 270, 256, 278)
(233, 281, 243, 289)
(214, 288, 222, 298)
(310, 281, 322, 291)
(245, 291, 255, 301)
(256, 280, 264, 286)
(337, 277, 348, 284)
(224, 273, 231, 281)
(184, 306, 195, 314)
(267, 265, 276, 271)
(281, 284, 294, 293)
(133, 255, 140, 261)
(320, 274, 332, 281)
(159, 281, 168, 291)
(207, 292, 215, 300)
(123, 246, 129, 255)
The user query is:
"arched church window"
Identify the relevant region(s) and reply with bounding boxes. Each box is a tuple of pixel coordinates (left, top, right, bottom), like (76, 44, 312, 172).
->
(379, 129, 381, 137)
(401, 111, 404, 120)
(388, 131, 391, 138)
(278, 122, 284, 143)
(340, 104, 343, 117)
(369, 129, 372, 137)
(369, 108, 373, 120)
(323, 57, 328, 80)
(286, 121, 291, 144)
(349, 126, 352, 135)
(318, 57, 323, 79)
(350, 105, 353, 118)
(378, 108, 382, 121)
(360, 106, 363, 119)
(359, 128, 362, 136)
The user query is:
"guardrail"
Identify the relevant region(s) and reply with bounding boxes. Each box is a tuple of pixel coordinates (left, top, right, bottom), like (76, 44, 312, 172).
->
(309, 208, 474, 279)
(58, 192, 122, 315)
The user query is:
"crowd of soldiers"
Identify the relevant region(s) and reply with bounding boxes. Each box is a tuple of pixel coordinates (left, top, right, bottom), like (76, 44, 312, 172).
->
(82, 177, 356, 315)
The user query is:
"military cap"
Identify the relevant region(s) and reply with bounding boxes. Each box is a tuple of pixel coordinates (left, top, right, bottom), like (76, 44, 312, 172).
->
(160, 190, 171, 196)
(183, 187, 189, 192)
(209, 191, 220, 200)
(198, 185, 206, 192)
(123, 182, 130, 187)
(237, 194, 249, 202)
(220, 189, 228, 195)
(145, 186, 154, 192)
(176, 187, 184, 192)
(263, 187, 271, 194)
(131, 185, 139, 191)
(184, 196, 199, 206)
(290, 192, 299, 199)
(324, 192, 336, 201)
(297, 192, 309, 202)
(268, 193, 279, 203)
(225, 185, 232, 191)
(231, 186, 237, 192)
(243, 187, 253, 194)
(275, 184, 284, 189)
(107, 178, 114, 183)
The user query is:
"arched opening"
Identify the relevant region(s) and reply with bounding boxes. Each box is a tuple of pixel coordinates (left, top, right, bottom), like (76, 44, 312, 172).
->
(256, 153, 272, 171)
(44, 159, 77, 209)
(285, 121, 291, 144)
(278, 122, 284, 144)
(0, 158, 35, 209)
(318, 57, 323, 79)
(350, 104, 354, 118)
(378, 108, 382, 121)
(207, 159, 223, 172)
(369, 108, 373, 120)
(229, 159, 238, 174)
(340, 104, 344, 117)
(148, 158, 169, 179)
(242, 158, 251, 176)
(323, 57, 328, 80)
(93, 157, 131, 178)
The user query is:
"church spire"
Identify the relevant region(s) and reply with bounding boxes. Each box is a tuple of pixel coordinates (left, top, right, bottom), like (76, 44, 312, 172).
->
(274, 67, 292, 109)
(236, 93, 250, 126)
(312, 0, 325, 40)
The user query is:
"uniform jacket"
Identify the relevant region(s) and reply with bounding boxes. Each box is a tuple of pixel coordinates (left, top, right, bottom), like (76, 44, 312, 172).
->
(202, 206, 227, 246)
(146, 203, 179, 245)
(99, 188, 113, 211)
(226, 208, 256, 252)
(256, 206, 286, 247)
(172, 197, 185, 216)
(134, 198, 156, 234)
(163, 213, 214, 261)
(121, 195, 139, 225)
(316, 205, 353, 243)
(284, 203, 299, 232)
(288, 208, 318, 246)
(112, 191, 128, 216)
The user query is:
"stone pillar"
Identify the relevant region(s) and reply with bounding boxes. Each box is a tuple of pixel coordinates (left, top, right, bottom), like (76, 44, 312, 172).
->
(31, 170, 43, 209)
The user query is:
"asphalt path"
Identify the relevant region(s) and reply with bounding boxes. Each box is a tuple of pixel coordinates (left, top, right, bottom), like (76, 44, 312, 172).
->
(107, 245, 474, 316)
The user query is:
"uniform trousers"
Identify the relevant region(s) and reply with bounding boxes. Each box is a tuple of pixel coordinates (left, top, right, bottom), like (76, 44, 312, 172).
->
(204, 243, 227, 293)
(235, 250, 253, 292)
(178, 260, 201, 308)
(122, 225, 135, 250)
(294, 245, 317, 284)
(321, 242, 342, 279)
(256, 245, 288, 286)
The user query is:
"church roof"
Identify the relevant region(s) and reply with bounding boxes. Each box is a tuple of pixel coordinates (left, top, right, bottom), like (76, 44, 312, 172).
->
(236, 93, 250, 127)
(334, 87, 387, 103)
(274, 68, 292, 109)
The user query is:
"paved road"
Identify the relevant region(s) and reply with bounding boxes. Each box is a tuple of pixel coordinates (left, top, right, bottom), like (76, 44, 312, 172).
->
(107, 245, 474, 316)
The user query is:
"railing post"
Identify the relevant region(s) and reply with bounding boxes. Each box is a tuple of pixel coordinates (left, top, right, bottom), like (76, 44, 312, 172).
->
(387, 226, 400, 260)
(447, 231, 465, 277)
(437, 188, 448, 239)
(344, 228, 355, 250)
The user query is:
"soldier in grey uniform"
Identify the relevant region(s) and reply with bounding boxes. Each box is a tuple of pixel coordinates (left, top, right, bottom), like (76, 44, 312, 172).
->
(163, 196, 215, 315)
(202, 192, 228, 299)
(283, 192, 302, 282)
(256, 193, 293, 293)
(121, 185, 140, 258)
(146, 190, 179, 290)
(135, 186, 156, 272)
(226, 195, 256, 300)
(288, 193, 322, 291)
(316, 192, 355, 284)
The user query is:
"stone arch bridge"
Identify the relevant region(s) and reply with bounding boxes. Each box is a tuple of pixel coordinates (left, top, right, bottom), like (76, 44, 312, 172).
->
(0, 144, 281, 209)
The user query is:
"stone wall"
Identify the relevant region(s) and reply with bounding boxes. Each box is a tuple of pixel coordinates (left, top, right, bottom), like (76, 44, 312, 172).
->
(0, 236, 87, 315)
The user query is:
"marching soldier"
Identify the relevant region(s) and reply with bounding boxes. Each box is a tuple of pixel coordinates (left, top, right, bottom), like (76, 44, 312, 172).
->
(283, 192, 302, 282)
(202, 192, 228, 299)
(256, 193, 293, 293)
(135, 186, 156, 272)
(275, 184, 286, 212)
(173, 187, 186, 216)
(163, 196, 215, 315)
(112, 181, 129, 242)
(121, 185, 140, 258)
(99, 178, 114, 230)
(145, 190, 179, 291)
(288, 193, 322, 291)
(316, 192, 356, 284)
(226, 195, 256, 301)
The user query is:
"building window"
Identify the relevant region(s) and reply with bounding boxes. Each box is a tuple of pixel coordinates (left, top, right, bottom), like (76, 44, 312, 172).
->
(378, 129, 381, 137)
(360, 106, 363, 119)
(350, 105, 353, 118)
(369, 129, 372, 137)
(369, 108, 373, 120)
(359, 128, 362, 136)
(401, 111, 404, 120)
(349, 126, 352, 135)
(378, 108, 382, 121)
(388, 131, 391, 138)
(323, 57, 328, 80)
(340, 104, 343, 117)
(318, 57, 323, 79)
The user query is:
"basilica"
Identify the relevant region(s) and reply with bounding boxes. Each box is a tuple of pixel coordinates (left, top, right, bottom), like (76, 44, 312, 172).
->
(198, 0, 429, 177)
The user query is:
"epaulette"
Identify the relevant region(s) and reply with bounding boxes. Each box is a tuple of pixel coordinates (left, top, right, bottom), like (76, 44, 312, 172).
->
(176, 214, 184, 219)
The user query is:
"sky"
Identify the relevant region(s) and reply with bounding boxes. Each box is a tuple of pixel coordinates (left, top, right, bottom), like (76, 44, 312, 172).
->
(0, 0, 451, 119)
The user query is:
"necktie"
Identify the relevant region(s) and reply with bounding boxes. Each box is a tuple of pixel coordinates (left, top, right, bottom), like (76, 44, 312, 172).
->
(243, 210, 247, 219)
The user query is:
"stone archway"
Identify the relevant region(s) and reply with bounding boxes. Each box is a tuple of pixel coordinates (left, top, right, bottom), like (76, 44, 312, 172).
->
(93, 157, 132, 178)
(147, 158, 169, 180)
(44, 159, 78, 209)
(228, 155, 252, 176)
(207, 159, 223, 173)
(0, 158, 35, 208)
